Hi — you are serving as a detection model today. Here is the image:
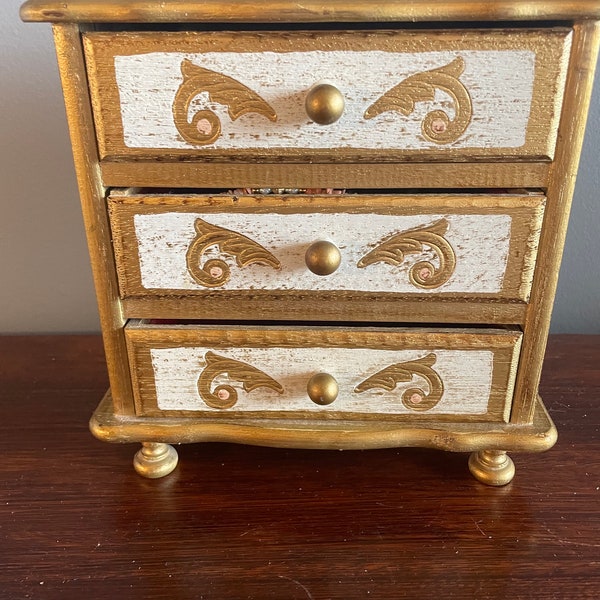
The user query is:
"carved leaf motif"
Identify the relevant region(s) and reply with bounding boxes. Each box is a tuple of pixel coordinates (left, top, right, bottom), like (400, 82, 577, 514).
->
(197, 351, 284, 409)
(364, 56, 473, 144)
(357, 218, 456, 289)
(186, 218, 281, 288)
(173, 59, 278, 146)
(354, 353, 444, 411)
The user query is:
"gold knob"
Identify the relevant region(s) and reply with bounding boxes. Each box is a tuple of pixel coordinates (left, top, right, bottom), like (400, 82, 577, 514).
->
(305, 241, 341, 276)
(307, 373, 339, 405)
(305, 83, 345, 125)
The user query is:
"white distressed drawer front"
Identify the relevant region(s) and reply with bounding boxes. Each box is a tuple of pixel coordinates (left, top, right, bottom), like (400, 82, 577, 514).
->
(126, 323, 521, 422)
(84, 29, 571, 161)
(109, 192, 544, 302)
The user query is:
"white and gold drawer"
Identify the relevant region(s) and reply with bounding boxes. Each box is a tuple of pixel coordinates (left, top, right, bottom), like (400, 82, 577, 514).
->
(109, 191, 544, 321)
(84, 29, 570, 162)
(125, 322, 521, 422)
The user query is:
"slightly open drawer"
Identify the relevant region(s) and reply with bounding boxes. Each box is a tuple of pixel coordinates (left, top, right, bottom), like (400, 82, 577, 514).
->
(110, 191, 544, 324)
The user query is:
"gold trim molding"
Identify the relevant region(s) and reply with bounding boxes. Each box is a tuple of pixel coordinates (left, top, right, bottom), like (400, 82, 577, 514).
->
(186, 218, 281, 288)
(197, 351, 284, 409)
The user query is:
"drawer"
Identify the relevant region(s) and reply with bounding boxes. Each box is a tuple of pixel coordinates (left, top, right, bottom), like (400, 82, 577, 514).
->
(84, 29, 571, 163)
(125, 321, 522, 423)
(109, 191, 544, 313)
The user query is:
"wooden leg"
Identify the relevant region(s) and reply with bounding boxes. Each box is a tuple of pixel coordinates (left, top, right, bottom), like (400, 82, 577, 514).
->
(133, 442, 178, 479)
(468, 450, 515, 486)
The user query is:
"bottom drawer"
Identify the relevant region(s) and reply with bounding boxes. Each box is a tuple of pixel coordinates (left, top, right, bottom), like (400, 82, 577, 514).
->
(126, 322, 521, 423)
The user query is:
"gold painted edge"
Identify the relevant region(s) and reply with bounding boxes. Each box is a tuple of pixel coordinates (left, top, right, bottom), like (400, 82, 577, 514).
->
(124, 321, 523, 347)
(21, 0, 600, 23)
(511, 21, 600, 424)
(99, 161, 551, 189)
(52, 24, 135, 416)
(89, 389, 557, 453)
(121, 295, 528, 325)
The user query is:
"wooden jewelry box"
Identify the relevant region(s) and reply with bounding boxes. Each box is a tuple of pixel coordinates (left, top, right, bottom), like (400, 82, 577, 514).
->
(21, 0, 600, 484)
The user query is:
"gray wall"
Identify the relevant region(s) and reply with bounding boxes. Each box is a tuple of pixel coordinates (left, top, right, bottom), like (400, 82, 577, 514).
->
(1, 0, 599, 333)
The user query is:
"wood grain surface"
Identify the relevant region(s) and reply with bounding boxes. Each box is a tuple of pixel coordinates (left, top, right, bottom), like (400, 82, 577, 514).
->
(99, 159, 552, 190)
(0, 334, 598, 599)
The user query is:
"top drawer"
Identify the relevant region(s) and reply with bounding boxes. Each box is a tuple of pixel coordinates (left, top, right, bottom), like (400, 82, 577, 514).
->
(84, 28, 571, 163)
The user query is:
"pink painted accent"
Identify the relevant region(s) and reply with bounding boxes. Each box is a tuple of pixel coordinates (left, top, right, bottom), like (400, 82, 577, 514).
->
(209, 266, 224, 279)
(217, 389, 230, 401)
(196, 118, 213, 135)
(419, 268, 432, 280)
(410, 393, 423, 404)
(431, 118, 447, 133)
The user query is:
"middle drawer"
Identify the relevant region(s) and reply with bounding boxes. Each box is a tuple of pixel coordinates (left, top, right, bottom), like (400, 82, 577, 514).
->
(109, 191, 544, 324)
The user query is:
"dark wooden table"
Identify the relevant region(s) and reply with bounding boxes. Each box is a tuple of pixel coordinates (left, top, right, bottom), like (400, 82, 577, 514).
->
(0, 335, 598, 599)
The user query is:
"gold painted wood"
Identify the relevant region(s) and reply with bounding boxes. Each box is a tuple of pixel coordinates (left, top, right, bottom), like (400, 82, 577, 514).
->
(83, 29, 570, 162)
(100, 160, 552, 190)
(52, 24, 134, 415)
(124, 322, 520, 423)
(511, 20, 600, 424)
(468, 450, 516, 486)
(120, 294, 529, 325)
(90, 390, 557, 454)
(108, 192, 544, 314)
(20, 0, 600, 23)
(132, 442, 178, 478)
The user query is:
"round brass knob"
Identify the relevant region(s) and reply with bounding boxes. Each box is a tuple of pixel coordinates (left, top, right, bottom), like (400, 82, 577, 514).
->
(305, 241, 341, 276)
(305, 83, 345, 125)
(307, 373, 339, 405)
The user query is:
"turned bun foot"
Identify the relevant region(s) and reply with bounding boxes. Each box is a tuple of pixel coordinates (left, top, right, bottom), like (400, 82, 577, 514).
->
(468, 450, 515, 486)
(133, 442, 178, 479)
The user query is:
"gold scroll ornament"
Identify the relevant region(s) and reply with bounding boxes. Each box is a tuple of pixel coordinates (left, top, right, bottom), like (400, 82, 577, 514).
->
(357, 218, 456, 289)
(197, 351, 284, 409)
(186, 218, 281, 288)
(172, 59, 277, 145)
(354, 353, 444, 411)
(364, 56, 472, 144)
